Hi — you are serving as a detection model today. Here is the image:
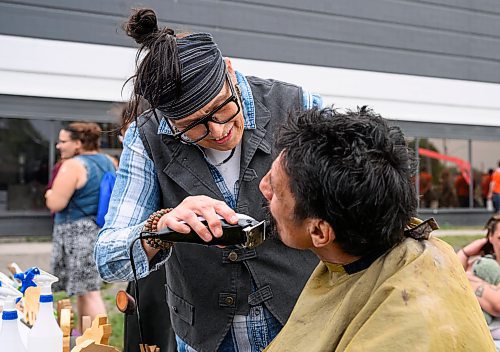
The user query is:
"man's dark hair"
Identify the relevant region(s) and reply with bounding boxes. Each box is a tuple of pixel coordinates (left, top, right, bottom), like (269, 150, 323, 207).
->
(276, 107, 417, 257)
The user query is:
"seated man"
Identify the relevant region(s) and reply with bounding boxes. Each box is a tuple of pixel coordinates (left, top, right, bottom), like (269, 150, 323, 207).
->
(259, 107, 495, 351)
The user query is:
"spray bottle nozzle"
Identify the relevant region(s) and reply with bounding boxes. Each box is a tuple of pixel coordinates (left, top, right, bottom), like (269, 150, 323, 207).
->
(31, 269, 58, 297)
(14, 267, 40, 295)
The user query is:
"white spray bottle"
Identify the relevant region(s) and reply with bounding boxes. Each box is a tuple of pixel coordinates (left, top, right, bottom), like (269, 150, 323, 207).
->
(0, 272, 19, 289)
(0, 280, 27, 351)
(26, 269, 62, 352)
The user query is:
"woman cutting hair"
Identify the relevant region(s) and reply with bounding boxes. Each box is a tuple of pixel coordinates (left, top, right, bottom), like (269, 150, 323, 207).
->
(95, 7, 322, 351)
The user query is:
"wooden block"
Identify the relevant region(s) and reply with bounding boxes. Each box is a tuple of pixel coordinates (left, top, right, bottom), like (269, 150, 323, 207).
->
(63, 336, 71, 352)
(57, 299, 72, 326)
(23, 286, 41, 326)
(100, 324, 112, 346)
(60, 308, 72, 335)
(7, 262, 22, 275)
(82, 316, 92, 334)
(139, 345, 160, 352)
(71, 339, 120, 352)
(76, 314, 112, 346)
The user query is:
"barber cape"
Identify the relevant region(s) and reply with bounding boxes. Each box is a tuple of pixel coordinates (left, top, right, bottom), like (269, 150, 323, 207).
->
(265, 237, 496, 352)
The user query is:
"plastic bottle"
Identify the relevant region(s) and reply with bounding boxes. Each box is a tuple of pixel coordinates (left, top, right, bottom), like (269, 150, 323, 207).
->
(26, 269, 62, 352)
(0, 280, 28, 351)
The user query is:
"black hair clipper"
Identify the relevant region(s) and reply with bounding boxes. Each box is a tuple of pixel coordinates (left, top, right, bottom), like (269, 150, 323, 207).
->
(140, 214, 266, 249)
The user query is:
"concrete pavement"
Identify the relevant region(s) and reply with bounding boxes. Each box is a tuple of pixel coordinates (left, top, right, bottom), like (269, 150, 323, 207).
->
(0, 241, 52, 274)
(433, 228, 485, 237)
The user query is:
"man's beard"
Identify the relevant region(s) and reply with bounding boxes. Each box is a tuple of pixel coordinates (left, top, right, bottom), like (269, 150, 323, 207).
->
(263, 206, 280, 240)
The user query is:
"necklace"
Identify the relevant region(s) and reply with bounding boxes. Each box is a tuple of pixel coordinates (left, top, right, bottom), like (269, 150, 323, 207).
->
(212, 148, 236, 167)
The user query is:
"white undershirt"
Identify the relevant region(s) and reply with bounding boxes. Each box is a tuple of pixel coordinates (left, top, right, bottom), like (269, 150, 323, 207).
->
(203, 142, 242, 198)
(204, 142, 245, 322)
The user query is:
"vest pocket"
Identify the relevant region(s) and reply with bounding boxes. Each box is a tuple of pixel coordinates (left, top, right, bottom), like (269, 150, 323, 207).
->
(166, 284, 195, 327)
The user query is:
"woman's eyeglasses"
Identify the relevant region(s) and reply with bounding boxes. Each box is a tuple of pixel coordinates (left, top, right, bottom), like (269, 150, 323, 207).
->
(160, 72, 241, 144)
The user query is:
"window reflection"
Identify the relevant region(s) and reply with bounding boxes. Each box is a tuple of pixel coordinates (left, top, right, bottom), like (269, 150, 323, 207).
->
(408, 137, 500, 209)
(0, 118, 121, 213)
(0, 118, 51, 211)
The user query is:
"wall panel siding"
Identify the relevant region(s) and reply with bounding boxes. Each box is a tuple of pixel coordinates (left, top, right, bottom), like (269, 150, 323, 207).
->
(232, 0, 500, 37)
(0, 2, 128, 46)
(404, 0, 500, 14)
(0, 95, 115, 122)
(0, 0, 499, 83)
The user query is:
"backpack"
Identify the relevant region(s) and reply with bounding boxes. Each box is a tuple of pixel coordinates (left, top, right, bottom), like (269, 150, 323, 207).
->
(95, 170, 116, 227)
(72, 156, 116, 227)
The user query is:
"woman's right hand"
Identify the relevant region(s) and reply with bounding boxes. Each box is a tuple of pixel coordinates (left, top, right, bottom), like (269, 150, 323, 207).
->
(156, 196, 239, 242)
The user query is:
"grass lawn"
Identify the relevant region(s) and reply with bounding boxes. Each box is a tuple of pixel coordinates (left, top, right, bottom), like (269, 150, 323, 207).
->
(103, 287, 125, 350)
(438, 234, 484, 251)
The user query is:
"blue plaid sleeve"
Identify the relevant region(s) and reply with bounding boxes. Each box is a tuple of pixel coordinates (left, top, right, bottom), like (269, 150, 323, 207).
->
(303, 91, 323, 110)
(94, 122, 165, 282)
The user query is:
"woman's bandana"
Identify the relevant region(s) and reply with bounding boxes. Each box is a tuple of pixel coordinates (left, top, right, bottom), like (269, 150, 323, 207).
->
(157, 32, 226, 120)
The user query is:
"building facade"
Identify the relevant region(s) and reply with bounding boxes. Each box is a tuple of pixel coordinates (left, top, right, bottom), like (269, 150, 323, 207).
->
(1, 0, 499, 235)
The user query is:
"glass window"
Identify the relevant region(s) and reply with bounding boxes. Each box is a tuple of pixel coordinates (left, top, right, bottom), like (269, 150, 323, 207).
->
(472, 140, 500, 208)
(0, 118, 52, 212)
(99, 122, 122, 160)
(408, 137, 499, 209)
(0, 118, 122, 213)
(420, 138, 470, 209)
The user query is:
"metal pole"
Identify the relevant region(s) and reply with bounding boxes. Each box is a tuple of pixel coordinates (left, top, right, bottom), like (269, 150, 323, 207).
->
(415, 137, 420, 209)
(48, 120, 56, 181)
(468, 139, 473, 208)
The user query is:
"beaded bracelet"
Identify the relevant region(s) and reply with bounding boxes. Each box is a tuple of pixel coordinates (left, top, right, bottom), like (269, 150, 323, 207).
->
(143, 208, 174, 250)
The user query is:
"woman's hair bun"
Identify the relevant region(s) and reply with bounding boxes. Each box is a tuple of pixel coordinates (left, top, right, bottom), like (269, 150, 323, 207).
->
(124, 8, 159, 45)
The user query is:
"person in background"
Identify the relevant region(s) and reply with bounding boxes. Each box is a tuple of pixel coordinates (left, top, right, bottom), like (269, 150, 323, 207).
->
(260, 107, 495, 351)
(438, 168, 457, 208)
(419, 165, 434, 207)
(46, 160, 65, 192)
(95, 7, 321, 351)
(45, 136, 80, 215)
(455, 171, 470, 208)
(45, 122, 116, 333)
(482, 169, 494, 208)
(457, 214, 500, 341)
(489, 161, 500, 213)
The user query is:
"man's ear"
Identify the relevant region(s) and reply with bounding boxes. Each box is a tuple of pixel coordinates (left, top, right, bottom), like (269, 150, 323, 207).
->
(309, 219, 335, 248)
